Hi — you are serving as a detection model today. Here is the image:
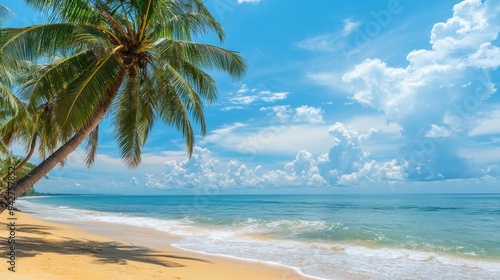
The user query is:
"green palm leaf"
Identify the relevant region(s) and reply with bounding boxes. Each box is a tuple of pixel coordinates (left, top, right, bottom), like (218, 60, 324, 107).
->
(113, 74, 154, 167)
(149, 0, 225, 41)
(154, 39, 246, 79)
(0, 83, 18, 116)
(55, 51, 122, 132)
(22, 50, 99, 110)
(0, 23, 108, 66)
(85, 125, 99, 167)
(0, 4, 12, 27)
(25, 0, 98, 24)
(149, 64, 203, 155)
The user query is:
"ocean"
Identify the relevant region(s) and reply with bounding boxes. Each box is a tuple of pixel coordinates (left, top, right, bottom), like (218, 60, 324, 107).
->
(16, 194, 500, 280)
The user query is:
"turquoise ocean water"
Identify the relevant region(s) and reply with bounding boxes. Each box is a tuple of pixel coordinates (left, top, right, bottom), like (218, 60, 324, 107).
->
(17, 194, 500, 279)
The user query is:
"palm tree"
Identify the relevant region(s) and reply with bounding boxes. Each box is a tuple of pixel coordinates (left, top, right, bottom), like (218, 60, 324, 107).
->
(0, 0, 246, 213)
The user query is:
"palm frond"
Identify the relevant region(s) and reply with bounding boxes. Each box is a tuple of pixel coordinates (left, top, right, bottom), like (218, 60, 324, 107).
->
(149, 0, 225, 41)
(25, 0, 99, 24)
(0, 83, 19, 117)
(0, 23, 108, 63)
(163, 63, 206, 134)
(85, 125, 99, 167)
(0, 87, 32, 148)
(190, 0, 225, 41)
(55, 51, 122, 133)
(166, 59, 218, 104)
(113, 74, 155, 168)
(153, 39, 246, 79)
(0, 4, 12, 27)
(103, 0, 137, 32)
(22, 49, 99, 111)
(138, 0, 154, 38)
(151, 64, 204, 155)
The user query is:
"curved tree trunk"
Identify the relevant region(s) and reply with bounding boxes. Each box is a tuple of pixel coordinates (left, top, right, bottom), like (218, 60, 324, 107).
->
(0, 68, 126, 213)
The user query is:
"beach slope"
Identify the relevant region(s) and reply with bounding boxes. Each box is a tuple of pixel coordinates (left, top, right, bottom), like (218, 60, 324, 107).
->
(0, 210, 304, 280)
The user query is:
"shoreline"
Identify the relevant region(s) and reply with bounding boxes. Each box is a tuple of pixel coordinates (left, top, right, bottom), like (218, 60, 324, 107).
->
(0, 209, 310, 280)
(9, 195, 500, 279)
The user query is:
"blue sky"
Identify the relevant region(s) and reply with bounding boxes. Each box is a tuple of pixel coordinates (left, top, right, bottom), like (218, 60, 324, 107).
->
(2, 0, 500, 194)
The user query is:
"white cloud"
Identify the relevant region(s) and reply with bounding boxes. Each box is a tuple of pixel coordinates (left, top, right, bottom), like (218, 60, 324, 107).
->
(237, 84, 251, 94)
(337, 0, 500, 181)
(316, 122, 372, 183)
(221, 106, 246, 111)
(425, 124, 452, 138)
(146, 123, 407, 189)
(206, 105, 329, 155)
(293, 105, 325, 124)
(260, 91, 289, 102)
(205, 108, 404, 162)
(342, 18, 361, 36)
(203, 123, 331, 155)
(260, 105, 293, 123)
(227, 84, 289, 107)
(461, 145, 500, 165)
(261, 105, 325, 124)
(297, 17, 361, 52)
(344, 115, 401, 135)
(237, 0, 262, 4)
(229, 95, 259, 105)
(338, 160, 407, 185)
(297, 33, 339, 52)
(161, 147, 267, 188)
(469, 109, 500, 136)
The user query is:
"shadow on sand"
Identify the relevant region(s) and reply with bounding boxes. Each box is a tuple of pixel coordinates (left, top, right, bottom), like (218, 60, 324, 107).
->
(2, 222, 210, 268)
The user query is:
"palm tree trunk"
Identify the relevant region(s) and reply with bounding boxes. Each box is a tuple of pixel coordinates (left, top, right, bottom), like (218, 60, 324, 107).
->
(0, 68, 126, 213)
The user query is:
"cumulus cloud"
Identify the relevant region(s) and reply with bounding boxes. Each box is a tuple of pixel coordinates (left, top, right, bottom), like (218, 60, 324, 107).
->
(145, 146, 314, 189)
(161, 147, 275, 188)
(338, 0, 500, 181)
(338, 160, 407, 185)
(139, 122, 406, 189)
(314, 122, 399, 184)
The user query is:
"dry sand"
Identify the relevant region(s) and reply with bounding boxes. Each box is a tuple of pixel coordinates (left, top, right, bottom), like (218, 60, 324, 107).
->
(0, 209, 309, 280)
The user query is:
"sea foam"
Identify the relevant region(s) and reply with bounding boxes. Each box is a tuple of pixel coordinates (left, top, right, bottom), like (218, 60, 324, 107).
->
(16, 199, 500, 280)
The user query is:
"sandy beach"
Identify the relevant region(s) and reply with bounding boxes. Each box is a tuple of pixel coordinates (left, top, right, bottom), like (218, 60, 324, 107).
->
(0, 209, 307, 280)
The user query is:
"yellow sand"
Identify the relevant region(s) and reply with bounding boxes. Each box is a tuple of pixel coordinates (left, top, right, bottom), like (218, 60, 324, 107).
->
(0, 210, 308, 280)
